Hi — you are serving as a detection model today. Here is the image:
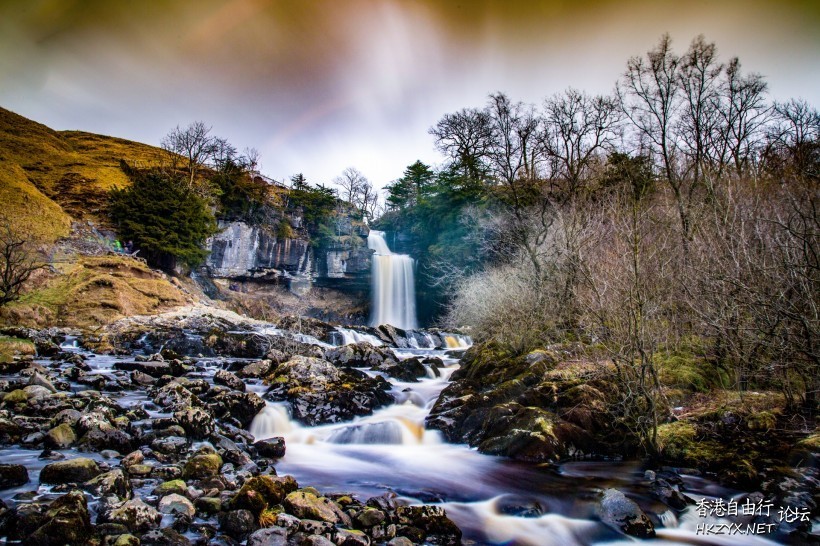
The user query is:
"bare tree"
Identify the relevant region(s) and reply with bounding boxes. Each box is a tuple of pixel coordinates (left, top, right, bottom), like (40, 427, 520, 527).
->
(161, 122, 219, 188)
(334, 167, 368, 209)
(619, 34, 694, 241)
(0, 218, 44, 307)
(541, 88, 621, 197)
(429, 107, 493, 180)
(677, 35, 723, 187)
(714, 58, 769, 179)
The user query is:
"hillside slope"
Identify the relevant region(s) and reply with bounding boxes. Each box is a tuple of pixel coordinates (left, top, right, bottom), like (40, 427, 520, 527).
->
(0, 106, 163, 241)
(0, 107, 195, 328)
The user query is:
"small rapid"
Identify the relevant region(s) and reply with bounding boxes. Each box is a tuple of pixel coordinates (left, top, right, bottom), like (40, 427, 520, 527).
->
(248, 337, 785, 546)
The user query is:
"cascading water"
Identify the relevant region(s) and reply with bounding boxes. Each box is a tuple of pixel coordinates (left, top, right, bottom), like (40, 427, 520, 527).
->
(368, 230, 418, 330)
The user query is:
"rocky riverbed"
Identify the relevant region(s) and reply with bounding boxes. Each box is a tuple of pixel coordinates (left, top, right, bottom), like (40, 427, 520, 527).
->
(0, 308, 816, 545)
(0, 310, 467, 546)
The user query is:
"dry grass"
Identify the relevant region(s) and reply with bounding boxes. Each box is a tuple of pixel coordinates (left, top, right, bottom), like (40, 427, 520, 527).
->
(1, 255, 191, 329)
(0, 107, 165, 240)
(0, 336, 36, 363)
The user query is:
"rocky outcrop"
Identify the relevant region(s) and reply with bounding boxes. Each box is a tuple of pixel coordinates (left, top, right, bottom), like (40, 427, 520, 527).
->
(426, 342, 622, 462)
(264, 356, 393, 426)
(206, 221, 312, 279)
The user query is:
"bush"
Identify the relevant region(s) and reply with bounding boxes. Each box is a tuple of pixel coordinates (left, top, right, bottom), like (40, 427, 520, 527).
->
(109, 171, 217, 269)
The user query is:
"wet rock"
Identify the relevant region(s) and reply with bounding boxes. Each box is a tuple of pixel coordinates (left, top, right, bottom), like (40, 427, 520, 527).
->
(153, 479, 188, 497)
(220, 509, 258, 541)
(355, 507, 386, 527)
(106, 497, 162, 532)
(113, 360, 173, 378)
(40, 457, 102, 484)
(159, 493, 196, 518)
(337, 528, 371, 546)
(215, 369, 246, 392)
(283, 490, 350, 525)
(111, 534, 140, 546)
(239, 359, 274, 379)
(247, 526, 288, 546)
(84, 468, 132, 499)
(230, 474, 294, 515)
(265, 356, 393, 426)
(194, 496, 222, 515)
(182, 451, 223, 480)
(374, 357, 427, 382)
(208, 390, 265, 428)
(151, 382, 200, 412)
(121, 450, 144, 468)
(396, 505, 461, 545)
(28, 490, 91, 546)
(598, 488, 655, 538)
(28, 372, 58, 393)
(140, 527, 192, 546)
(325, 342, 397, 368)
(152, 435, 189, 455)
(650, 478, 691, 510)
(43, 423, 76, 449)
(174, 407, 215, 439)
(0, 464, 28, 490)
(254, 437, 286, 458)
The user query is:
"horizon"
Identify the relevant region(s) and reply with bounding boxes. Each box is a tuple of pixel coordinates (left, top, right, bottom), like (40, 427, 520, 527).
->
(1, 0, 818, 192)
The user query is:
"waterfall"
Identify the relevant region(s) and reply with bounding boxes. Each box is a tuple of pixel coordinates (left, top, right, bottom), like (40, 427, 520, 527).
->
(368, 230, 418, 330)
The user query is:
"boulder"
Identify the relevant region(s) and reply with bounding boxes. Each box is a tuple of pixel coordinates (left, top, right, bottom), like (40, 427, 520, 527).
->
(247, 526, 288, 546)
(44, 423, 77, 449)
(325, 342, 396, 368)
(106, 497, 162, 532)
(220, 509, 258, 541)
(208, 390, 266, 428)
(239, 359, 274, 378)
(182, 452, 222, 480)
(0, 464, 29, 490)
(40, 458, 101, 484)
(158, 493, 196, 518)
(173, 407, 215, 439)
(28, 490, 91, 546)
(265, 356, 393, 426)
(598, 488, 655, 538)
(254, 437, 286, 458)
(84, 468, 132, 499)
(215, 369, 246, 392)
(396, 505, 461, 546)
(283, 490, 349, 525)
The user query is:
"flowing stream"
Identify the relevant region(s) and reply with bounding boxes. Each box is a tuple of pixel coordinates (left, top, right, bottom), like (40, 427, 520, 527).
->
(0, 332, 789, 545)
(248, 341, 782, 546)
(368, 231, 418, 330)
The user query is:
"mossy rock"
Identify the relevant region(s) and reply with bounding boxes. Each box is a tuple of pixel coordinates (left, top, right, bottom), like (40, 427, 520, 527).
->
(182, 452, 222, 480)
(40, 457, 101, 484)
(152, 479, 187, 497)
(3, 389, 29, 405)
(231, 474, 293, 515)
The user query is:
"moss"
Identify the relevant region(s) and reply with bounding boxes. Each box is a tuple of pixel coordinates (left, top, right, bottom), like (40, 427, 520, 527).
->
(2, 389, 29, 405)
(796, 432, 820, 451)
(747, 410, 777, 431)
(655, 421, 698, 461)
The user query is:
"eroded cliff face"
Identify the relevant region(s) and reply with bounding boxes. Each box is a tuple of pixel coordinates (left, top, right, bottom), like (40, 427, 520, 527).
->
(204, 220, 372, 294)
(206, 221, 312, 279)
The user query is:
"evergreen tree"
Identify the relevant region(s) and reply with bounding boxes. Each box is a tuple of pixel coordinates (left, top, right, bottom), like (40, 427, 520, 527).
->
(110, 172, 217, 269)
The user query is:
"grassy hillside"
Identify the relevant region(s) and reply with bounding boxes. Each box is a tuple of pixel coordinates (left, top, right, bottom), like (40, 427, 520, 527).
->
(0, 106, 164, 241)
(0, 107, 197, 329)
(0, 255, 192, 329)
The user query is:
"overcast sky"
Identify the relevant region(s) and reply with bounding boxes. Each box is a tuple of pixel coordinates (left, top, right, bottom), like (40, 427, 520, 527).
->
(1, 0, 818, 190)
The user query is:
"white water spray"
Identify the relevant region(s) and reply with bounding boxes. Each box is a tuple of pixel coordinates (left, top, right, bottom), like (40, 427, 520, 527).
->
(368, 230, 418, 330)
